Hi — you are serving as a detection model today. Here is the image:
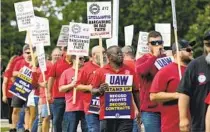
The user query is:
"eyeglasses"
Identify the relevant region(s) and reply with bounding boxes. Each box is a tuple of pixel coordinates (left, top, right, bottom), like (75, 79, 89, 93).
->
(25, 52, 31, 54)
(204, 42, 210, 47)
(149, 40, 164, 45)
(181, 48, 192, 52)
(79, 57, 85, 61)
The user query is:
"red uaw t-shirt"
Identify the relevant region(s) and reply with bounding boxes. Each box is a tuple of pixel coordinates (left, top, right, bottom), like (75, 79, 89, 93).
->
(150, 62, 186, 132)
(3, 56, 24, 98)
(91, 64, 139, 120)
(59, 67, 84, 112)
(77, 61, 100, 114)
(205, 93, 210, 104)
(48, 58, 72, 98)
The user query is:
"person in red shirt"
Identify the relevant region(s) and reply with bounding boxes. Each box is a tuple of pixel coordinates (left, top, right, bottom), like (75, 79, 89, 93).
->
(205, 93, 210, 132)
(47, 53, 72, 132)
(10, 45, 39, 132)
(91, 46, 139, 132)
(74, 45, 106, 132)
(2, 55, 24, 130)
(122, 45, 141, 132)
(135, 31, 165, 132)
(59, 55, 87, 132)
(150, 41, 193, 132)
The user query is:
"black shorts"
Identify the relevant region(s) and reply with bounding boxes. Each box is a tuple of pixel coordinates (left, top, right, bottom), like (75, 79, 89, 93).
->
(11, 96, 27, 108)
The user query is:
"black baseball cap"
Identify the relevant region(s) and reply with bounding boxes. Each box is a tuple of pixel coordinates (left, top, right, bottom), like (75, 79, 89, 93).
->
(172, 39, 191, 54)
(204, 31, 210, 40)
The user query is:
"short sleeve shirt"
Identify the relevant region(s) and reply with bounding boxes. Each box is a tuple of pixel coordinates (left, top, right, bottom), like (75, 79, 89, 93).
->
(177, 55, 210, 132)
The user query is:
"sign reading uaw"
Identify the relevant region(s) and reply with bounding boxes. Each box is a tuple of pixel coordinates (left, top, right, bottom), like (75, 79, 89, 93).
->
(87, 2, 112, 39)
(105, 74, 133, 119)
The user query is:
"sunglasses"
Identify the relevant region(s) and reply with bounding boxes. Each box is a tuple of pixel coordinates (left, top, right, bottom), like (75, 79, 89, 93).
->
(149, 40, 164, 45)
(181, 48, 192, 52)
(204, 42, 210, 47)
(25, 52, 31, 54)
(79, 57, 85, 61)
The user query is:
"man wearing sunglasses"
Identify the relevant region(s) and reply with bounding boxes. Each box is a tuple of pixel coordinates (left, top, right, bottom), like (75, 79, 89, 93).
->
(135, 31, 165, 132)
(149, 40, 193, 132)
(59, 55, 87, 132)
(178, 31, 210, 132)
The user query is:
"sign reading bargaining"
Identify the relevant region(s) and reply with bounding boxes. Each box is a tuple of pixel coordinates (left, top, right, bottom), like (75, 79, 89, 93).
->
(87, 2, 112, 38)
(105, 74, 133, 119)
(67, 22, 91, 56)
(9, 66, 33, 101)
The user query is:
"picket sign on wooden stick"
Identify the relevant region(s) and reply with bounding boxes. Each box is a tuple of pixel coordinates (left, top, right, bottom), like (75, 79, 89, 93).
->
(99, 37, 104, 68)
(171, 0, 182, 79)
(42, 72, 51, 115)
(27, 30, 36, 67)
(73, 56, 79, 104)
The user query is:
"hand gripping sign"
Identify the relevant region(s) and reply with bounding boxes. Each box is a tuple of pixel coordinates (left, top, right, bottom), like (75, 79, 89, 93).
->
(104, 74, 133, 119)
(67, 22, 92, 104)
(9, 66, 33, 101)
(87, 1, 112, 39)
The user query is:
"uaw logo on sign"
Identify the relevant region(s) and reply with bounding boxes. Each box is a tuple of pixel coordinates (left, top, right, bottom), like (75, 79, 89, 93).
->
(89, 3, 100, 15)
(72, 24, 81, 34)
(17, 4, 24, 12)
(63, 27, 69, 33)
(141, 33, 148, 44)
(35, 22, 40, 29)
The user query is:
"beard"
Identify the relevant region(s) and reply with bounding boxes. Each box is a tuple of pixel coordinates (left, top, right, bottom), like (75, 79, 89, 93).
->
(205, 53, 210, 65)
(181, 55, 193, 65)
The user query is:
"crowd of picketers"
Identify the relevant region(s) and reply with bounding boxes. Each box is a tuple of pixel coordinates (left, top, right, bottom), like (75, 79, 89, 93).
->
(2, 30, 210, 132)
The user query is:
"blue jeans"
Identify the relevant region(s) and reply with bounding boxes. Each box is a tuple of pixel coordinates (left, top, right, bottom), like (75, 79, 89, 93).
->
(52, 98, 65, 132)
(85, 114, 100, 132)
(17, 107, 25, 130)
(132, 119, 141, 132)
(141, 112, 161, 132)
(63, 111, 88, 132)
(30, 97, 39, 132)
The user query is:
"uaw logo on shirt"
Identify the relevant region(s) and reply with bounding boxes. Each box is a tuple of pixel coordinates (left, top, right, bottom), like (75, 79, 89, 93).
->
(71, 24, 81, 34)
(198, 73, 207, 85)
(89, 3, 100, 15)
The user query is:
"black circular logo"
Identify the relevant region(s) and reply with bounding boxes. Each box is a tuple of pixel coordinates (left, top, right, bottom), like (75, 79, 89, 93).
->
(89, 4, 100, 15)
(63, 27, 69, 33)
(71, 24, 81, 34)
(17, 4, 24, 12)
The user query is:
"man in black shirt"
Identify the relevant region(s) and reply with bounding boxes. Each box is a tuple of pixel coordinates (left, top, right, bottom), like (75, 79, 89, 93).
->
(177, 31, 210, 132)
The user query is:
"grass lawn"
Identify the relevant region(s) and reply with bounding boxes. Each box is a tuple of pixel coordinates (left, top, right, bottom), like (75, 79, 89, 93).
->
(1, 127, 9, 132)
